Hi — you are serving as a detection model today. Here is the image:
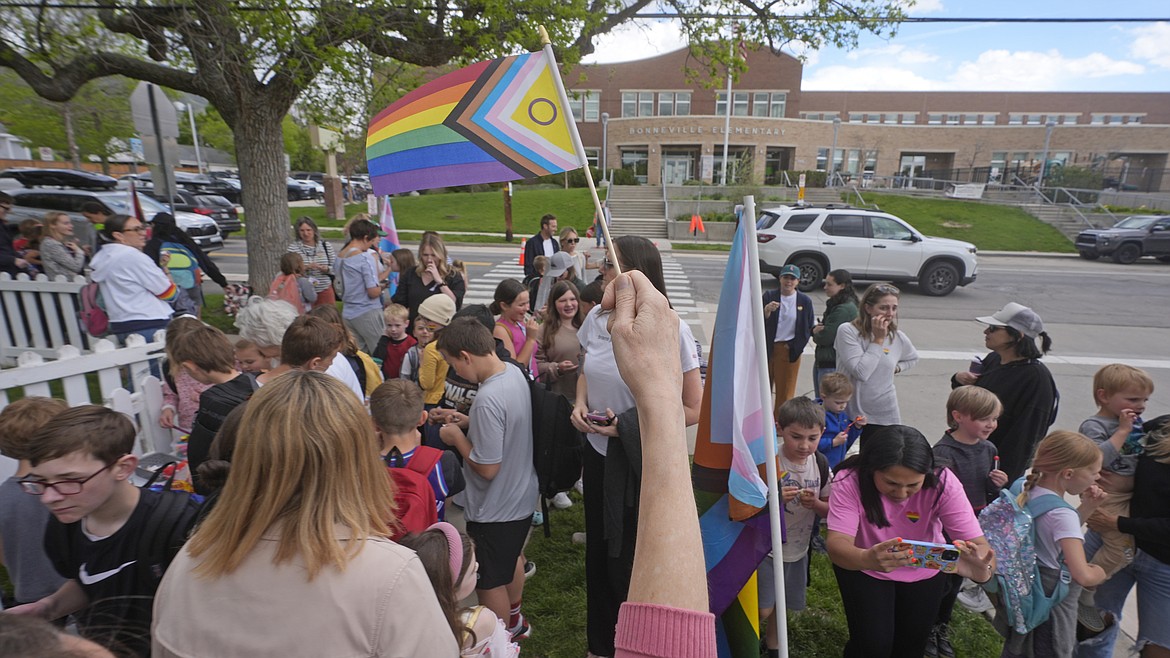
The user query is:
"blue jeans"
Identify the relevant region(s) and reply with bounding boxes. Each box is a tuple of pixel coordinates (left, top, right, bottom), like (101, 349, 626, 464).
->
(813, 366, 836, 399)
(1075, 531, 1170, 657)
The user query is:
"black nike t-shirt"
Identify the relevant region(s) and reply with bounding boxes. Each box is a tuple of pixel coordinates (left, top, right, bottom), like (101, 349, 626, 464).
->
(45, 489, 201, 657)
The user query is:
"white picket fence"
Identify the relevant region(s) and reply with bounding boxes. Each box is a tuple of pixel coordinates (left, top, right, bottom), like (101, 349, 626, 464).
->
(0, 333, 173, 482)
(0, 271, 90, 365)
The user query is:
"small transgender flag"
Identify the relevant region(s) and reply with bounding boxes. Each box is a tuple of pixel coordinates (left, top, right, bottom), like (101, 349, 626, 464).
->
(378, 196, 399, 251)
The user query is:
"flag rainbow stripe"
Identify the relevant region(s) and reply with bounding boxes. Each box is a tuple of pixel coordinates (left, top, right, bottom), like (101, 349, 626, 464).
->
(366, 51, 584, 196)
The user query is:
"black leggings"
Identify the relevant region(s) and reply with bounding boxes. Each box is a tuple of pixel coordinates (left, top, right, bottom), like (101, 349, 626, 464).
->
(583, 442, 638, 657)
(833, 565, 949, 658)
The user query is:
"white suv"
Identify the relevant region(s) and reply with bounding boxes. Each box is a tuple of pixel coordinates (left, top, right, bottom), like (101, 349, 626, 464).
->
(756, 204, 978, 296)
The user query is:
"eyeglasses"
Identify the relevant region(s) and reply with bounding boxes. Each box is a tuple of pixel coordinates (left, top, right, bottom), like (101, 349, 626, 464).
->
(19, 463, 115, 496)
(564, 238, 579, 244)
(420, 322, 443, 333)
(984, 325, 1006, 333)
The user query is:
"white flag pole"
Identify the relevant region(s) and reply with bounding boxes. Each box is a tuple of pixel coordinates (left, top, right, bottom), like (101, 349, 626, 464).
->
(719, 37, 735, 187)
(538, 25, 621, 276)
(742, 195, 789, 658)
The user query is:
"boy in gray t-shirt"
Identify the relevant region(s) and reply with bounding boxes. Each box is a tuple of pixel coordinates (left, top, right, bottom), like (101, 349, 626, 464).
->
(437, 318, 538, 639)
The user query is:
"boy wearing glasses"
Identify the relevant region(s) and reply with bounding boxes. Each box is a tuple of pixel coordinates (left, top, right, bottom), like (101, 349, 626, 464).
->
(9, 406, 200, 657)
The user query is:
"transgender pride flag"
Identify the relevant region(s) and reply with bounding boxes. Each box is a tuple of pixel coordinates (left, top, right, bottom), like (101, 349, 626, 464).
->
(692, 199, 787, 657)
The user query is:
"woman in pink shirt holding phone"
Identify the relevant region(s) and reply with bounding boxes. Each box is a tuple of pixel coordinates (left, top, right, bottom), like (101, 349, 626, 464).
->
(827, 425, 996, 658)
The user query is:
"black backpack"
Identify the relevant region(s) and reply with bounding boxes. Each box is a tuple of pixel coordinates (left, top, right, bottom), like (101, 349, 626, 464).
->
(529, 380, 584, 537)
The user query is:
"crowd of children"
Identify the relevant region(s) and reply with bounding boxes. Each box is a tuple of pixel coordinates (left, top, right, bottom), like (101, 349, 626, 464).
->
(2, 211, 1167, 658)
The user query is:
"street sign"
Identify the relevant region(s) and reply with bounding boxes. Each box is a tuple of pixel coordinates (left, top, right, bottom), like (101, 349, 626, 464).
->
(130, 83, 179, 138)
(129, 137, 144, 160)
(38, 147, 54, 161)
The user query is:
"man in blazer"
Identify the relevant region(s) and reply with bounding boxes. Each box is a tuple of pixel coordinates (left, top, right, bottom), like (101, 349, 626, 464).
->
(763, 264, 815, 417)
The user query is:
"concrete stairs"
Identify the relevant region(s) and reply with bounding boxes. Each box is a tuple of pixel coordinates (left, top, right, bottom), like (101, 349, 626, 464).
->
(1019, 204, 1101, 241)
(606, 185, 668, 238)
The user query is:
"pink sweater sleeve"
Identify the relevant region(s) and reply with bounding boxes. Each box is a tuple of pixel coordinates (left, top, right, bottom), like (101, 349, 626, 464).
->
(614, 603, 716, 658)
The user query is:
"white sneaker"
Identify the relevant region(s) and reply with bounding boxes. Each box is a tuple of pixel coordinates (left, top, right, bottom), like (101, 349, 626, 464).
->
(574, 479, 585, 495)
(551, 492, 573, 509)
(957, 586, 994, 613)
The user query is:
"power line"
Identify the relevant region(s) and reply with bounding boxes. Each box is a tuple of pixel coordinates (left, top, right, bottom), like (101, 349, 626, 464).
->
(0, 3, 1167, 23)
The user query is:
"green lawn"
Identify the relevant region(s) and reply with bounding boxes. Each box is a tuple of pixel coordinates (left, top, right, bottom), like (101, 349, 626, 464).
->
(283, 186, 606, 236)
(522, 493, 1004, 657)
(865, 193, 1076, 253)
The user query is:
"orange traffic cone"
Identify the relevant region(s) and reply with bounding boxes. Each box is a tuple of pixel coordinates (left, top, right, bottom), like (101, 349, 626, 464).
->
(519, 237, 527, 266)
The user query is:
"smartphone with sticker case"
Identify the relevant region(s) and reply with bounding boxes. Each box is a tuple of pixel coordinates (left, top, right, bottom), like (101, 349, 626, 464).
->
(898, 539, 960, 573)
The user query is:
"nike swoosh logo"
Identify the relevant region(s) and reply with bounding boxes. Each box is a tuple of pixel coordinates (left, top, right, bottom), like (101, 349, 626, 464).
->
(78, 560, 137, 585)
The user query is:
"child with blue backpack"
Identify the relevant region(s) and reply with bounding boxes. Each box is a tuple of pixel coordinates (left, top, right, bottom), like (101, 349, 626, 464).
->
(988, 430, 1108, 658)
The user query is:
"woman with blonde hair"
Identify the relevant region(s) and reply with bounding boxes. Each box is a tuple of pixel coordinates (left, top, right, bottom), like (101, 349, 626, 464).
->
(393, 231, 466, 327)
(38, 211, 87, 278)
(834, 283, 919, 443)
(151, 370, 457, 656)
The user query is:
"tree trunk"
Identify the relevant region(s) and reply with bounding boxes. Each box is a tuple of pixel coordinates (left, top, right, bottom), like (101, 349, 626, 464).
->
(62, 103, 82, 169)
(234, 106, 292, 293)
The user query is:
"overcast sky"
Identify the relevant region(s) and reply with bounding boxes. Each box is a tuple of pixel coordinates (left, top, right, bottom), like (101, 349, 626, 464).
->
(581, 1, 1170, 92)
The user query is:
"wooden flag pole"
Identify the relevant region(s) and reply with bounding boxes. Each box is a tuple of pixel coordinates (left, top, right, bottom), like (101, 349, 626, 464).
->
(538, 25, 621, 276)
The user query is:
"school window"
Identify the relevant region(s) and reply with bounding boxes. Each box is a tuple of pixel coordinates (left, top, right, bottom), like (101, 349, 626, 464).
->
(620, 149, 649, 183)
(867, 113, 881, 123)
(1090, 114, 1106, 125)
(816, 147, 829, 172)
(675, 92, 691, 116)
(568, 91, 600, 123)
(659, 92, 674, 117)
(748, 92, 787, 118)
(638, 92, 654, 117)
(584, 148, 599, 168)
(715, 91, 749, 116)
(621, 92, 637, 118)
(1059, 114, 1078, 125)
(583, 92, 599, 122)
(849, 113, 864, 123)
(927, 113, 943, 125)
(1109, 115, 1124, 125)
(901, 113, 917, 124)
(1008, 114, 1024, 125)
(963, 114, 978, 124)
(981, 113, 997, 125)
(753, 93, 769, 117)
(1129, 115, 1143, 124)
(946, 114, 961, 125)
(884, 113, 900, 124)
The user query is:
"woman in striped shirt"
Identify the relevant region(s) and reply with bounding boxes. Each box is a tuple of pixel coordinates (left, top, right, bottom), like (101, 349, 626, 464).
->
(287, 216, 336, 308)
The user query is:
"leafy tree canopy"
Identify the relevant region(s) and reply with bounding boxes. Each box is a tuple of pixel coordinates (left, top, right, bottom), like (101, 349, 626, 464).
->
(0, 0, 908, 290)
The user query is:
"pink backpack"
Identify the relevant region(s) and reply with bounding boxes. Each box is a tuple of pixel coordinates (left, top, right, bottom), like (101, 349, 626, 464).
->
(78, 282, 109, 337)
(267, 274, 305, 313)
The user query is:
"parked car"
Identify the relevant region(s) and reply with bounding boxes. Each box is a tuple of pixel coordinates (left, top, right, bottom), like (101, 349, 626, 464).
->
(5, 185, 223, 252)
(286, 177, 318, 201)
(118, 171, 242, 204)
(149, 190, 242, 237)
(1075, 215, 1170, 264)
(755, 203, 978, 296)
(0, 168, 118, 190)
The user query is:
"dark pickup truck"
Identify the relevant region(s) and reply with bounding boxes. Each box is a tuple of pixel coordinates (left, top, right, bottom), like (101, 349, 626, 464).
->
(1076, 215, 1170, 264)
